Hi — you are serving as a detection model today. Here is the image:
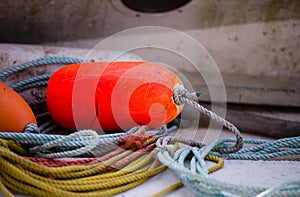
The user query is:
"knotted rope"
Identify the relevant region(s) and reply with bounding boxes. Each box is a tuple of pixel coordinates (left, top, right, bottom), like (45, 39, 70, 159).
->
(173, 87, 243, 154)
(155, 136, 300, 196)
(152, 87, 300, 197)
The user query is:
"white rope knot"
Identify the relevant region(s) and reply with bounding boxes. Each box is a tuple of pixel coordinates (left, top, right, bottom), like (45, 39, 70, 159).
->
(173, 88, 201, 106)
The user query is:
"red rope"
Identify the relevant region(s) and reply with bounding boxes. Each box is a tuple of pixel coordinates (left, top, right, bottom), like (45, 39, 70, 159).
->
(24, 157, 97, 167)
(23, 133, 158, 168)
(102, 143, 156, 172)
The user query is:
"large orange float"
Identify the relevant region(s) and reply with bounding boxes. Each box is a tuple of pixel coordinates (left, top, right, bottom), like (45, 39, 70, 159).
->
(46, 62, 184, 131)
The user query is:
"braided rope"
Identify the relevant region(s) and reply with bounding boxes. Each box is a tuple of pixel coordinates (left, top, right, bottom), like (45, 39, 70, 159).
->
(10, 74, 51, 92)
(156, 133, 300, 196)
(24, 138, 159, 168)
(150, 155, 224, 197)
(30, 90, 46, 100)
(0, 137, 166, 197)
(0, 57, 88, 80)
(0, 126, 171, 158)
(24, 123, 40, 134)
(154, 88, 300, 196)
(173, 88, 243, 154)
(210, 137, 300, 160)
(1, 57, 299, 196)
(29, 130, 99, 158)
(24, 157, 98, 167)
(38, 120, 56, 133)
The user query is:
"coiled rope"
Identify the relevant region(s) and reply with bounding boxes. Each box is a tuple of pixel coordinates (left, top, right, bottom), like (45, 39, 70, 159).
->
(0, 56, 88, 81)
(0, 135, 167, 197)
(1, 57, 299, 196)
(0, 126, 168, 158)
(0, 121, 187, 197)
(10, 74, 51, 92)
(155, 136, 300, 196)
(154, 89, 300, 197)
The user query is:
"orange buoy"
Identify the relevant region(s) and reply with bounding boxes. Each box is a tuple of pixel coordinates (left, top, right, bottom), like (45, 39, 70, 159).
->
(46, 62, 184, 131)
(0, 82, 37, 132)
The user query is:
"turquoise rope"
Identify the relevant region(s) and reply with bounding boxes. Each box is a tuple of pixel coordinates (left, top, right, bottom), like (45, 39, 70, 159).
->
(10, 74, 51, 92)
(0, 56, 88, 81)
(210, 137, 300, 160)
(255, 180, 300, 197)
(0, 128, 135, 148)
(0, 126, 172, 158)
(30, 130, 99, 158)
(155, 136, 300, 196)
(0, 57, 90, 93)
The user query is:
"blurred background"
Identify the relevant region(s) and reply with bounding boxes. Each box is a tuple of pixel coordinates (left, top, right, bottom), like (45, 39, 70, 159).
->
(0, 0, 299, 77)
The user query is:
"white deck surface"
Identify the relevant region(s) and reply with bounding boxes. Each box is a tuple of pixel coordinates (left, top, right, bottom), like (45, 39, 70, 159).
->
(116, 160, 300, 197)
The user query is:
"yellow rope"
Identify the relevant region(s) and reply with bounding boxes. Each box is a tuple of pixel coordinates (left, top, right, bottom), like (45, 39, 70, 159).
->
(149, 181, 184, 197)
(0, 139, 167, 197)
(205, 155, 224, 173)
(0, 180, 14, 197)
(149, 154, 224, 197)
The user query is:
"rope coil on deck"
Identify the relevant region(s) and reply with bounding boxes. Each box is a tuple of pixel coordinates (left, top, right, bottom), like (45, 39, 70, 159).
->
(0, 57, 299, 197)
(0, 126, 169, 158)
(155, 136, 300, 196)
(0, 124, 179, 196)
(0, 135, 167, 197)
(155, 89, 300, 196)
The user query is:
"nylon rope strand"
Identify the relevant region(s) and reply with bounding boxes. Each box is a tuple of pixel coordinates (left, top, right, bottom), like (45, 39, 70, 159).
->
(0, 56, 89, 81)
(9, 74, 52, 92)
(149, 155, 224, 197)
(155, 136, 300, 196)
(0, 126, 167, 158)
(173, 87, 243, 154)
(0, 137, 167, 197)
(0, 126, 177, 196)
(153, 88, 300, 196)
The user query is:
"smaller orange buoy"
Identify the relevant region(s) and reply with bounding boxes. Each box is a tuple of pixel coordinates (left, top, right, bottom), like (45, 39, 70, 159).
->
(0, 82, 37, 132)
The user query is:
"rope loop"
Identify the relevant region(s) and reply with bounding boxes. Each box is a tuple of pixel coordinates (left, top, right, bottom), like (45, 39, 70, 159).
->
(173, 87, 243, 154)
(156, 135, 300, 197)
